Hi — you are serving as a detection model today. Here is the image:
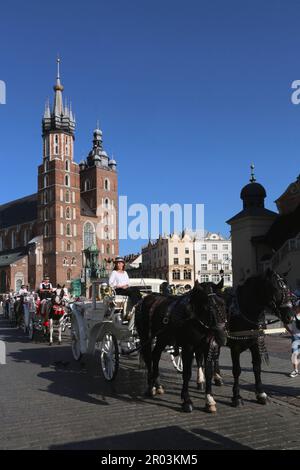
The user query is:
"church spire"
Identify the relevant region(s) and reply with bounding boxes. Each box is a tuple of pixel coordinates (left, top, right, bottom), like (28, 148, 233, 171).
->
(42, 58, 75, 136)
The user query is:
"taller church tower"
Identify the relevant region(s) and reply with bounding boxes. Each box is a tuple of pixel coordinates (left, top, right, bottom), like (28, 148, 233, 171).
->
(37, 59, 82, 285)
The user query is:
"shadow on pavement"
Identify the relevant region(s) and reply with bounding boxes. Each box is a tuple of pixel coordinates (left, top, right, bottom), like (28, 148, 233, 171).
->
(49, 425, 252, 450)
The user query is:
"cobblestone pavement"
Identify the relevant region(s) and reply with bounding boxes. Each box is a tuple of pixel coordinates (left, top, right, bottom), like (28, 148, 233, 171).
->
(0, 312, 300, 450)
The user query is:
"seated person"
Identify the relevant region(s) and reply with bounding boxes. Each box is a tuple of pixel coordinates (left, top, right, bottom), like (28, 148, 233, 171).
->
(38, 275, 53, 314)
(109, 257, 142, 307)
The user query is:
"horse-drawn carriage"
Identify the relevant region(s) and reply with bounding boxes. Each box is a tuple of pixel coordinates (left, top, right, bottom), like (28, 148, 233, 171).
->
(70, 279, 166, 381)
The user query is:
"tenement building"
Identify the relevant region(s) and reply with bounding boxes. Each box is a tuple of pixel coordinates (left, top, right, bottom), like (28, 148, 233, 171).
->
(0, 60, 118, 292)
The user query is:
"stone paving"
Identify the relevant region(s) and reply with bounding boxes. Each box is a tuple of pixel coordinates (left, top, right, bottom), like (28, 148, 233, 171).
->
(0, 312, 300, 450)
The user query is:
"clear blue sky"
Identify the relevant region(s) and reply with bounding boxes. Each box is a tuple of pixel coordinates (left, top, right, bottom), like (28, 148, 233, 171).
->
(0, 0, 299, 255)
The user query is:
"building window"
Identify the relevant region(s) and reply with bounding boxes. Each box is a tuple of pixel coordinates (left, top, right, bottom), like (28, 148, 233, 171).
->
(23, 229, 29, 246)
(200, 274, 209, 283)
(104, 178, 110, 191)
(106, 244, 110, 254)
(223, 244, 229, 250)
(174, 247, 178, 254)
(65, 174, 70, 187)
(201, 254, 207, 261)
(44, 175, 49, 188)
(65, 189, 70, 202)
(0, 236, 3, 251)
(172, 270, 180, 280)
(185, 248, 189, 254)
(212, 274, 220, 283)
(173, 258, 179, 265)
(212, 244, 218, 250)
(66, 224, 71, 236)
(185, 258, 190, 265)
(44, 224, 49, 238)
(65, 159, 70, 171)
(212, 253, 218, 260)
(224, 264, 230, 271)
(63, 257, 68, 266)
(71, 257, 76, 266)
(44, 191, 48, 204)
(223, 254, 229, 261)
(84, 179, 91, 191)
(201, 264, 207, 271)
(201, 244, 206, 250)
(184, 270, 192, 280)
(54, 134, 59, 155)
(83, 222, 95, 249)
(44, 159, 49, 172)
(11, 231, 16, 249)
(66, 207, 71, 219)
(67, 269, 72, 281)
(67, 241, 72, 252)
(44, 208, 49, 221)
(104, 198, 109, 209)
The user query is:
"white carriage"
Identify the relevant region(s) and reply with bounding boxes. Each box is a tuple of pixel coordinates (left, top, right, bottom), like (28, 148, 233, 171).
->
(70, 278, 165, 381)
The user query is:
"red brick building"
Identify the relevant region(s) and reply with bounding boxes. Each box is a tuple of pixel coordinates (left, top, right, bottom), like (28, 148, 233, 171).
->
(0, 60, 118, 292)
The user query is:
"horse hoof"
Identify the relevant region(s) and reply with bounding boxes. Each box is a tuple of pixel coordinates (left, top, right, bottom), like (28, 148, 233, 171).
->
(144, 387, 156, 397)
(182, 402, 193, 413)
(256, 394, 268, 405)
(156, 385, 164, 395)
(49, 342, 52, 346)
(205, 404, 217, 413)
(197, 382, 205, 391)
(214, 378, 223, 387)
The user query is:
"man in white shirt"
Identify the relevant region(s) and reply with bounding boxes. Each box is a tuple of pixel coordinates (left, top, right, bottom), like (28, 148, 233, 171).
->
(19, 285, 28, 296)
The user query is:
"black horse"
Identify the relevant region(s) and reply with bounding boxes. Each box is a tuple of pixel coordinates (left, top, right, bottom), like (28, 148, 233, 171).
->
(135, 280, 227, 413)
(226, 269, 293, 406)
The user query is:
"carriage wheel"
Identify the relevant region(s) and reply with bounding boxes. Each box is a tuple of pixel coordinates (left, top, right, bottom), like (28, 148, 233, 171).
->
(170, 348, 183, 373)
(97, 333, 119, 381)
(71, 319, 82, 361)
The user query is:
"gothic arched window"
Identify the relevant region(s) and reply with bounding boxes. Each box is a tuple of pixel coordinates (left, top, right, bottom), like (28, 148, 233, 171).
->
(83, 222, 95, 249)
(65, 159, 70, 171)
(65, 174, 70, 187)
(44, 224, 49, 238)
(67, 269, 72, 281)
(66, 224, 71, 236)
(67, 241, 72, 252)
(65, 189, 70, 203)
(104, 178, 110, 191)
(84, 179, 91, 192)
(66, 207, 71, 219)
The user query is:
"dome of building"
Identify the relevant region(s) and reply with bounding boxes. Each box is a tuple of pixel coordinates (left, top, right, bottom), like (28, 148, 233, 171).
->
(240, 165, 266, 209)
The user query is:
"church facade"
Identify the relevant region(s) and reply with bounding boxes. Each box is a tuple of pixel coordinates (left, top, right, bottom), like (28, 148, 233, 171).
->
(0, 60, 119, 293)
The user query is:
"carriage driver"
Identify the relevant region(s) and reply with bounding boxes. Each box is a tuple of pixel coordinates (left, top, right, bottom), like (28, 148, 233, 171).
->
(39, 275, 53, 315)
(108, 257, 142, 307)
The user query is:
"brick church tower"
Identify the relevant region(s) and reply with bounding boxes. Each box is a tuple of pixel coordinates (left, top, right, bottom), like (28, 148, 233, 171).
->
(37, 59, 81, 285)
(37, 59, 118, 287)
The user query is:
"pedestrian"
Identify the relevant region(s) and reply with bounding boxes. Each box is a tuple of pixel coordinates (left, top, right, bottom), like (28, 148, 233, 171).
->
(285, 300, 300, 378)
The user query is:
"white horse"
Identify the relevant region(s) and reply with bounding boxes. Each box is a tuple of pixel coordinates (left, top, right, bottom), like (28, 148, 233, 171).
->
(49, 287, 70, 346)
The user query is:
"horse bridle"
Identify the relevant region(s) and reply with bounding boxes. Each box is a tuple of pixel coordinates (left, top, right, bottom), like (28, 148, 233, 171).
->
(270, 272, 293, 317)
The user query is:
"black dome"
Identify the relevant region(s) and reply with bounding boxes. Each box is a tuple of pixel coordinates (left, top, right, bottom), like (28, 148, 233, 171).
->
(241, 182, 266, 199)
(240, 182, 266, 209)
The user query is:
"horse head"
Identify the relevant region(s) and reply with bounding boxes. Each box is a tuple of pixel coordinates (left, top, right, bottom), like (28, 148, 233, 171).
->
(264, 269, 294, 325)
(190, 280, 227, 346)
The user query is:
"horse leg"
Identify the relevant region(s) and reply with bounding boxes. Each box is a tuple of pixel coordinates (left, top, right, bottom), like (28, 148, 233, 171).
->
(231, 347, 243, 407)
(213, 346, 223, 386)
(151, 340, 165, 395)
(195, 348, 205, 390)
(58, 320, 62, 345)
(204, 346, 217, 413)
(49, 318, 53, 345)
(181, 344, 194, 412)
(250, 343, 268, 404)
(140, 340, 155, 397)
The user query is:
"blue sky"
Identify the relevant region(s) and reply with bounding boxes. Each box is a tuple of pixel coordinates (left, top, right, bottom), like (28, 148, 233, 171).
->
(0, 0, 299, 255)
